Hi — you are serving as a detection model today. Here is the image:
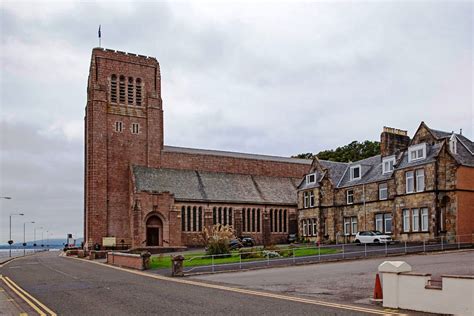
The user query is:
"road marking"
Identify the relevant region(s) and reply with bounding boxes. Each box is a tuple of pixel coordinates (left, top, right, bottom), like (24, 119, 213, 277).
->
(65, 256, 405, 315)
(1, 275, 57, 316)
(1, 275, 46, 316)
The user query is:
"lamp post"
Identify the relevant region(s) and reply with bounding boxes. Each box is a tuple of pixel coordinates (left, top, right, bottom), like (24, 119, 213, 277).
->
(34, 226, 43, 252)
(23, 221, 35, 256)
(9, 213, 24, 257)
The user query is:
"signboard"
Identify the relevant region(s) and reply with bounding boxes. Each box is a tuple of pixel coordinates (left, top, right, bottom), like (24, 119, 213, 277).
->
(102, 237, 116, 247)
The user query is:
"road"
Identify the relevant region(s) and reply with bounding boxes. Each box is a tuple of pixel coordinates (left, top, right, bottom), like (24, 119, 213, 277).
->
(193, 250, 474, 305)
(0, 251, 402, 316)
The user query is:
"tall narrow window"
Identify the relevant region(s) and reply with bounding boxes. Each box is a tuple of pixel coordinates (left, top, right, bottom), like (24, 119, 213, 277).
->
(131, 123, 140, 134)
(309, 191, 315, 207)
(119, 75, 126, 104)
(186, 206, 191, 232)
(351, 217, 358, 235)
(421, 208, 429, 232)
(213, 207, 217, 225)
(110, 74, 117, 103)
(198, 207, 202, 231)
(269, 209, 273, 232)
(416, 169, 425, 192)
(229, 208, 233, 226)
(192, 206, 197, 231)
(406, 171, 414, 193)
(274, 209, 278, 232)
(375, 214, 384, 232)
(379, 183, 388, 200)
(312, 218, 317, 236)
(181, 206, 186, 231)
(283, 209, 287, 233)
(135, 78, 142, 106)
(218, 207, 222, 225)
(247, 208, 252, 232)
(384, 214, 392, 233)
(127, 77, 134, 105)
(412, 208, 419, 232)
(242, 208, 246, 231)
(115, 121, 123, 132)
(344, 218, 351, 236)
(278, 209, 283, 232)
(256, 209, 261, 232)
(403, 209, 410, 232)
(223, 208, 228, 225)
(308, 219, 313, 236)
(251, 208, 255, 232)
(347, 190, 354, 204)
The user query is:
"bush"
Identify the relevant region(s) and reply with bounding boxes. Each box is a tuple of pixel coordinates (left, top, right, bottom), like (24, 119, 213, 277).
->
(262, 250, 281, 258)
(239, 247, 263, 259)
(202, 224, 235, 256)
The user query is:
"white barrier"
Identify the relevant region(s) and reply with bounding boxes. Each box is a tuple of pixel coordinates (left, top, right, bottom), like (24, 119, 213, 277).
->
(379, 261, 474, 315)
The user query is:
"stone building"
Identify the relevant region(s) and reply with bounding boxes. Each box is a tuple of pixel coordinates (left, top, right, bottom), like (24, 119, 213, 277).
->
(84, 48, 311, 250)
(297, 123, 474, 243)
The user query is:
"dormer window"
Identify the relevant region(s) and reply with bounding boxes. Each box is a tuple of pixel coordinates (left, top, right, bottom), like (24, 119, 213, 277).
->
(382, 156, 396, 174)
(306, 173, 316, 184)
(408, 143, 426, 162)
(350, 165, 361, 181)
(449, 135, 457, 154)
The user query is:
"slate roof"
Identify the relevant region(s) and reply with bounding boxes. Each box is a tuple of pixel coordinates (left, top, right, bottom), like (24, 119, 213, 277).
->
(132, 166, 300, 205)
(163, 145, 312, 165)
(298, 126, 474, 191)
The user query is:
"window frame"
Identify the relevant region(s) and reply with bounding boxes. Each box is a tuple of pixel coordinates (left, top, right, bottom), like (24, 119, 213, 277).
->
(412, 208, 420, 232)
(384, 214, 392, 234)
(421, 208, 429, 232)
(403, 209, 410, 232)
(306, 173, 316, 184)
(405, 171, 414, 194)
(346, 189, 354, 204)
(382, 156, 396, 174)
(416, 169, 425, 192)
(131, 123, 140, 134)
(408, 143, 427, 162)
(378, 182, 388, 200)
(350, 165, 362, 181)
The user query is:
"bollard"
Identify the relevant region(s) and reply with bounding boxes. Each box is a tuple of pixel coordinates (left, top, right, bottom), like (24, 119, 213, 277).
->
(171, 255, 185, 277)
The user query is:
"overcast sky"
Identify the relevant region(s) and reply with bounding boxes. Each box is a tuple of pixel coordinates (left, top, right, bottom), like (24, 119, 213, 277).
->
(0, 0, 472, 243)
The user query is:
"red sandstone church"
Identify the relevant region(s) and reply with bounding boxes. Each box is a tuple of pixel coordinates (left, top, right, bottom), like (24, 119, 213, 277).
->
(84, 48, 311, 250)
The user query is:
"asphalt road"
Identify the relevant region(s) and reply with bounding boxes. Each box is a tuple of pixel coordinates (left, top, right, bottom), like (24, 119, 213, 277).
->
(0, 251, 395, 316)
(194, 250, 474, 305)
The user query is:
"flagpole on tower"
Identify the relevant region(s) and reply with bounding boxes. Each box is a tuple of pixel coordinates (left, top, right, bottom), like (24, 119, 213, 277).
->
(98, 25, 102, 48)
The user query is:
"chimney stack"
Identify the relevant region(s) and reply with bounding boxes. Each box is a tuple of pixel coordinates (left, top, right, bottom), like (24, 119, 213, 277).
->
(380, 126, 410, 157)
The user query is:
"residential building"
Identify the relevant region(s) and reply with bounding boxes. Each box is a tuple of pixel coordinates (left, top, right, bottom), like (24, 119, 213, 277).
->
(297, 123, 474, 243)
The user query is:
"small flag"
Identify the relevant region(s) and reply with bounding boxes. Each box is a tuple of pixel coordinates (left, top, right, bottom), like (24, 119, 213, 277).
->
(98, 25, 101, 38)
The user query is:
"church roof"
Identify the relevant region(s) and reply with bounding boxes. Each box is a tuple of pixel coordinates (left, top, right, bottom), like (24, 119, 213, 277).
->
(163, 145, 312, 165)
(132, 166, 300, 206)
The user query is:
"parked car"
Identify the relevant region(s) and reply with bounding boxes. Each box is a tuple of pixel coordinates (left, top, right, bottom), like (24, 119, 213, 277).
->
(287, 234, 297, 244)
(229, 239, 243, 250)
(354, 231, 393, 244)
(239, 236, 255, 247)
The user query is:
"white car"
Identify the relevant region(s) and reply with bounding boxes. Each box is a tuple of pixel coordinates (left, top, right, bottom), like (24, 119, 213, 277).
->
(354, 231, 392, 244)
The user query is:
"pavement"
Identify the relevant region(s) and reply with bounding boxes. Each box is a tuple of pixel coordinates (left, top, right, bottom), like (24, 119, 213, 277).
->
(0, 251, 404, 316)
(192, 250, 474, 305)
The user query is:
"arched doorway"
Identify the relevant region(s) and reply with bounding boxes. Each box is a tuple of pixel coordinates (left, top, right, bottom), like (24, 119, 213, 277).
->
(146, 216, 163, 246)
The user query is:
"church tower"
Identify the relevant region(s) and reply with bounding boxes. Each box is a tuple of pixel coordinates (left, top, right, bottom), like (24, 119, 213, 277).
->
(84, 48, 163, 249)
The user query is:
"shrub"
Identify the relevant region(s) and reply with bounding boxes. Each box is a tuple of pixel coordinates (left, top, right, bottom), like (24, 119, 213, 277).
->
(262, 250, 281, 258)
(239, 247, 263, 259)
(202, 224, 235, 256)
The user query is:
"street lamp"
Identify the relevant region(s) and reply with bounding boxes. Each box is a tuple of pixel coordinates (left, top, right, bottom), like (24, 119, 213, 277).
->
(23, 221, 35, 256)
(9, 213, 24, 257)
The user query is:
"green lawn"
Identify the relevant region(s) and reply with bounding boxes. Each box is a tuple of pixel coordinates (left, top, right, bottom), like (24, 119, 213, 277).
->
(150, 247, 338, 269)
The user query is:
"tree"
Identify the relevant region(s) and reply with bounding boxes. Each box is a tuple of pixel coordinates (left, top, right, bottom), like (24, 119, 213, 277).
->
(293, 140, 380, 163)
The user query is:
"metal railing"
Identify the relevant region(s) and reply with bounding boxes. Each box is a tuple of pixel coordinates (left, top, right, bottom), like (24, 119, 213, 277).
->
(181, 234, 474, 275)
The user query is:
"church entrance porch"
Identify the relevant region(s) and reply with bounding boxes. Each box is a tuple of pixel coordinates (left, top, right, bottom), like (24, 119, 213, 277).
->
(146, 216, 163, 246)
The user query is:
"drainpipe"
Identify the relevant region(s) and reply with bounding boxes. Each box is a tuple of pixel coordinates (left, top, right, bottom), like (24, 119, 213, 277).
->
(363, 184, 367, 230)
